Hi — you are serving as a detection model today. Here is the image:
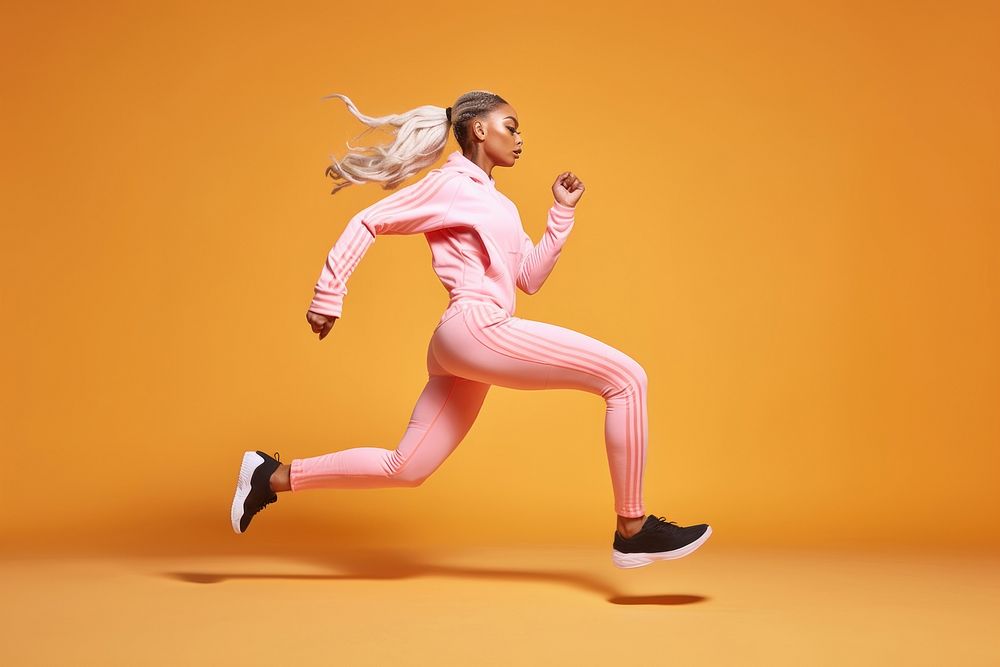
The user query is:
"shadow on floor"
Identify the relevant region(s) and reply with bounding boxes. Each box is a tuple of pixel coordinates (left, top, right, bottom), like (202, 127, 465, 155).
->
(161, 546, 709, 606)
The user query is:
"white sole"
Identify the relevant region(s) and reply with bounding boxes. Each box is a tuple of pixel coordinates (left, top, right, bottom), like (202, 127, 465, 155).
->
(611, 525, 713, 569)
(230, 451, 265, 534)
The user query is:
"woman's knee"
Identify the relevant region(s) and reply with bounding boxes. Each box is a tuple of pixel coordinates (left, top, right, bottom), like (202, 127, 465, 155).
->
(386, 461, 430, 487)
(631, 360, 648, 390)
(608, 357, 648, 398)
(386, 446, 451, 487)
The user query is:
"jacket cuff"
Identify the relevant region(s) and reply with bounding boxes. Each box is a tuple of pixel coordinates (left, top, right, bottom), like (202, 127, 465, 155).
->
(308, 291, 343, 318)
(549, 201, 576, 233)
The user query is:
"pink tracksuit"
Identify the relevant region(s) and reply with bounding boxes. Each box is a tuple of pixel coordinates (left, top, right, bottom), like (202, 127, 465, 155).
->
(295, 150, 647, 518)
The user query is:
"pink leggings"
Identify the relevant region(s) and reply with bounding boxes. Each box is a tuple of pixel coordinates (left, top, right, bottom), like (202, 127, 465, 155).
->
(290, 302, 648, 518)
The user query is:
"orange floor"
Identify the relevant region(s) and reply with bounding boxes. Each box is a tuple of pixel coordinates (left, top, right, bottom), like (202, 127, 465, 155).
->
(2, 544, 997, 665)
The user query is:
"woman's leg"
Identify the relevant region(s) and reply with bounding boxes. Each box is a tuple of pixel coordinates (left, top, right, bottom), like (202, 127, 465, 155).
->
(287, 337, 491, 491)
(430, 304, 648, 519)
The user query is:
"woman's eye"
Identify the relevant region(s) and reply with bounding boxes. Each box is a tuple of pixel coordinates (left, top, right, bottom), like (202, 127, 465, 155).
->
(508, 127, 520, 135)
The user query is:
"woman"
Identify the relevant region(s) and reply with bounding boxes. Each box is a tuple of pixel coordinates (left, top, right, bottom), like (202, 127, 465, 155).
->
(231, 90, 712, 568)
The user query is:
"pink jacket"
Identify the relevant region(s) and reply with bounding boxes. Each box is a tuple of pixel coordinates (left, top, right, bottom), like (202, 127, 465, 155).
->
(308, 149, 576, 327)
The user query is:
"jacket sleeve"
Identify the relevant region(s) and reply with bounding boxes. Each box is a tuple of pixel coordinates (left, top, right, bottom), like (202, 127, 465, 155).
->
(516, 201, 576, 295)
(308, 174, 464, 318)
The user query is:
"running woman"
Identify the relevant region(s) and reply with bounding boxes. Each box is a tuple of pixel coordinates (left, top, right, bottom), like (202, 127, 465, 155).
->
(231, 90, 712, 568)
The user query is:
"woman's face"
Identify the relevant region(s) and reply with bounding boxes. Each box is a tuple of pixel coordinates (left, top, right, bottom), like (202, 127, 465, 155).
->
(477, 104, 523, 167)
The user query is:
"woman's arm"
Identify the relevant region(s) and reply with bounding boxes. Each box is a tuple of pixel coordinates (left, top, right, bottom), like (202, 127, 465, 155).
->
(516, 201, 575, 295)
(308, 174, 464, 318)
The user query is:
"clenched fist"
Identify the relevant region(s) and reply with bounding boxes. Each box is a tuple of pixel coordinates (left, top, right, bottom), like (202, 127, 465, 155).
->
(306, 310, 338, 340)
(553, 171, 585, 208)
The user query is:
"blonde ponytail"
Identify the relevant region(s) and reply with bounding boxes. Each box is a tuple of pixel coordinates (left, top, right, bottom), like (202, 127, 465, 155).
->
(322, 93, 451, 193)
(321, 90, 509, 194)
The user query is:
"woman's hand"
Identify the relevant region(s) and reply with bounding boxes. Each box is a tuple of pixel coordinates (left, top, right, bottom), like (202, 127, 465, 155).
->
(306, 310, 338, 340)
(552, 171, 585, 208)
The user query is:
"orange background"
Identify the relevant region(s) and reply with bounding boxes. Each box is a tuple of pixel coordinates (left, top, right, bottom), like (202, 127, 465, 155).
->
(2, 0, 998, 556)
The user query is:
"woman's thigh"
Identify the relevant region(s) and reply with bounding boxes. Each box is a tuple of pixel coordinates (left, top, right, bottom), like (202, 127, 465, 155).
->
(429, 304, 647, 397)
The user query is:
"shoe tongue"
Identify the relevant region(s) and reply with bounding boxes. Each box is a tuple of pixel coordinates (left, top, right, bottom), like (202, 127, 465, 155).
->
(643, 515, 661, 528)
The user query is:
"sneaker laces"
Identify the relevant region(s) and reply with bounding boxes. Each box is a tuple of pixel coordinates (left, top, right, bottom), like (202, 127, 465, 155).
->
(649, 515, 679, 531)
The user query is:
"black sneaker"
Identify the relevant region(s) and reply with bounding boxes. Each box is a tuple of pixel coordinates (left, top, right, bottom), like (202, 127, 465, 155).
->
(231, 450, 282, 534)
(612, 515, 713, 568)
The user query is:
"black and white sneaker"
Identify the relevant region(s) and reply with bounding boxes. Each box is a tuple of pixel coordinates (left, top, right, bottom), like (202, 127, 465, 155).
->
(612, 515, 713, 568)
(231, 450, 282, 534)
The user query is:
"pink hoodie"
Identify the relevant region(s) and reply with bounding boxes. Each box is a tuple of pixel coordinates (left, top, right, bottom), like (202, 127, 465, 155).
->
(308, 149, 576, 327)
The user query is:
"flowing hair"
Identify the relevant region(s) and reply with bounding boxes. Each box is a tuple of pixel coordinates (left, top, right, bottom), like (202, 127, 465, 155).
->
(322, 90, 508, 194)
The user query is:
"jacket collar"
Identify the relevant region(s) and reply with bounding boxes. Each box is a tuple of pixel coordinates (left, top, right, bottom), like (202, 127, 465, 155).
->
(441, 150, 496, 188)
